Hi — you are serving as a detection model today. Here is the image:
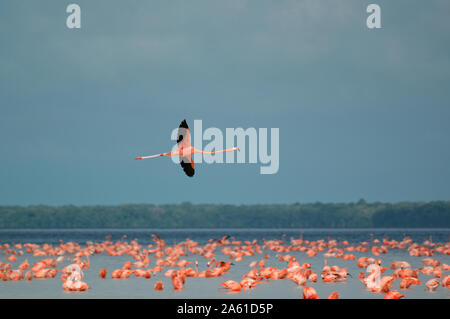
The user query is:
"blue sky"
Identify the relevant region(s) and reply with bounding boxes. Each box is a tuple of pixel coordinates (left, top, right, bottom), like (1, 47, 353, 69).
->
(0, 0, 449, 205)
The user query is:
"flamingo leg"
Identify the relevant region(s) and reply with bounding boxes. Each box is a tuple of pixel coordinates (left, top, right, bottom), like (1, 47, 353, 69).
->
(197, 147, 239, 155)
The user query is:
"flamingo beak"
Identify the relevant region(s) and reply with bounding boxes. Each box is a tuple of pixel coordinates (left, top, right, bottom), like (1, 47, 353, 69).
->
(135, 157, 143, 160)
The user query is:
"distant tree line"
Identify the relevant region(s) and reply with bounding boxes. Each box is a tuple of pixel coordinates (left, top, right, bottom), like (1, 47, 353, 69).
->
(0, 201, 449, 229)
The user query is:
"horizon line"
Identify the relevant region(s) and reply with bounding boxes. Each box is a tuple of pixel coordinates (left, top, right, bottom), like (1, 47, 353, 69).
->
(1, 199, 450, 207)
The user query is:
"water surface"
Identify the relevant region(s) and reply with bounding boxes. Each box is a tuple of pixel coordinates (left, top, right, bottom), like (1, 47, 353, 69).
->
(1, 228, 449, 299)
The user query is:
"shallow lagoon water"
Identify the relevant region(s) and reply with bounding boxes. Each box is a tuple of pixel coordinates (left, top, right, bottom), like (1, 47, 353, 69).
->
(0, 228, 449, 299)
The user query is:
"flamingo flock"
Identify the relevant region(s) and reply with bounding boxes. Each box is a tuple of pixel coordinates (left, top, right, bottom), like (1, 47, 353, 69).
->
(0, 234, 449, 298)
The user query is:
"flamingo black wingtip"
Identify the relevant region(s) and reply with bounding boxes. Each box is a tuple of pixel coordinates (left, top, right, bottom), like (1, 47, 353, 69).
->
(180, 159, 195, 177)
(180, 119, 189, 129)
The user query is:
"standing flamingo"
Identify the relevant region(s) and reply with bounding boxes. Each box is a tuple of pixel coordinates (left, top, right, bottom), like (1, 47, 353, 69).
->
(135, 120, 239, 177)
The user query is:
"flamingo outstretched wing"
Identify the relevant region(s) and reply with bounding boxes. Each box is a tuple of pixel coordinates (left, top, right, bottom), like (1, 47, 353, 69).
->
(177, 120, 194, 177)
(177, 119, 191, 148)
(180, 156, 195, 177)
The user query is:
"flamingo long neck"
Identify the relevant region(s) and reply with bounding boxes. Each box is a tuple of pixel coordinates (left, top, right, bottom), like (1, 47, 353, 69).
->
(366, 269, 381, 289)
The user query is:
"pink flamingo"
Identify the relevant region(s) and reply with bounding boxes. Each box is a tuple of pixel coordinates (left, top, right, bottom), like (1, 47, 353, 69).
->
(135, 120, 239, 177)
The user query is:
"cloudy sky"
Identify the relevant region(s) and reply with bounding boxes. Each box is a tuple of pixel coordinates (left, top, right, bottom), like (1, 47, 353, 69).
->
(1, 0, 449, 205)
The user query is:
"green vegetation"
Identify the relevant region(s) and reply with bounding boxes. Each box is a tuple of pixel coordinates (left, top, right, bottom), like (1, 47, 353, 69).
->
(0, 201, 449, 229)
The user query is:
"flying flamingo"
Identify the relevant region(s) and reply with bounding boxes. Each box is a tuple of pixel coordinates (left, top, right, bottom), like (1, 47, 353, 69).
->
(135, 119, 239, 177)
